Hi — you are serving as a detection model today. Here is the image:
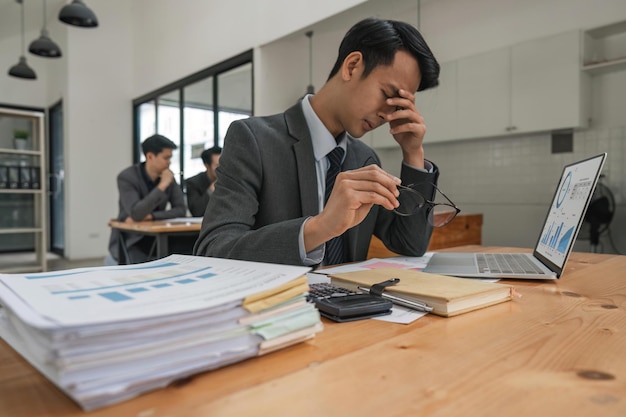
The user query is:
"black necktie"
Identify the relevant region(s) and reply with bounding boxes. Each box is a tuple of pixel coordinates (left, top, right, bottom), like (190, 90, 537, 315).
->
(324, 146, 346, 265)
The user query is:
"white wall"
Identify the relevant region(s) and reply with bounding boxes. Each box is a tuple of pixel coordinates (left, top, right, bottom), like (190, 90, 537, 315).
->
(131, 0, 367, 97)
(420, 0, 626, 62)
(61, 0, 134, 258)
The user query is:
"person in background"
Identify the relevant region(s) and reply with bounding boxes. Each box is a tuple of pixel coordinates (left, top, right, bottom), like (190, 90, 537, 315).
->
(193, 17, 440, 266)
(185, 146, 222, 217)
(107, 134, 187, 264)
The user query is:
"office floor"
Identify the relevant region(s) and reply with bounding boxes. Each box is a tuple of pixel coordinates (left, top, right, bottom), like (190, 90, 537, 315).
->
(0, 252, 105, 272)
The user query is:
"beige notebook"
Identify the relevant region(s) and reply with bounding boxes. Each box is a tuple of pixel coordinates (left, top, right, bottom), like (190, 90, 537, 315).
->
(330, 268, 513, 317)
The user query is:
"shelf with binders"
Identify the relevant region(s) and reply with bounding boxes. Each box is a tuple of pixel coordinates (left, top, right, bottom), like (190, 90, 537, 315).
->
(0, 106, 47, 272)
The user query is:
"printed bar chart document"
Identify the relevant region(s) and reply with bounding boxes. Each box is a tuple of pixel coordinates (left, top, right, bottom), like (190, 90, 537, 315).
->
(0, 255, 321, 410)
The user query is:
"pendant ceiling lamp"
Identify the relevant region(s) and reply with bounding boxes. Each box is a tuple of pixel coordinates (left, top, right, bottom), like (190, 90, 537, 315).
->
(58, 0, 99, 28)
(29, 0, 63, 57)
(8, 0, 37, 80)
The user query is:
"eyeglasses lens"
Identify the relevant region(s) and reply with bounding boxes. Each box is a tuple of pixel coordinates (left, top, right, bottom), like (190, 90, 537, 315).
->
(395, 187, 425, 216)
(431, 205, 458, 227)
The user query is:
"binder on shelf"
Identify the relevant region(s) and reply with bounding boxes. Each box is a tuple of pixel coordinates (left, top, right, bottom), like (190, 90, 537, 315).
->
(19, 165, 31, 189)
(30, 166, 40, 189)
(0, 166, 8, 189)
(7, 166, 19, 189)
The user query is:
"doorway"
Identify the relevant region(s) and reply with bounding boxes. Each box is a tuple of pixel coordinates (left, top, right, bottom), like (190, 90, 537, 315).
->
(48, 101, 65, 256)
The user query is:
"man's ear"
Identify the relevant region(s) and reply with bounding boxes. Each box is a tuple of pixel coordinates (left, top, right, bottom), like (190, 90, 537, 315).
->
(341, 51, 364, 81)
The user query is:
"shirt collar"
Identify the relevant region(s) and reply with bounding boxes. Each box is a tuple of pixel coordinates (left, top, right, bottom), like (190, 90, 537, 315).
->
(301, 95, 347, 161)
(140, 162, 159, 191)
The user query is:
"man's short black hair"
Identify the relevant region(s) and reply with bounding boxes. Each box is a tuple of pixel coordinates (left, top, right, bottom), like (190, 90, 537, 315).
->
(200, 146, 222, 166)
(141, 134, 177, 156)
(327, 18, 440, 91)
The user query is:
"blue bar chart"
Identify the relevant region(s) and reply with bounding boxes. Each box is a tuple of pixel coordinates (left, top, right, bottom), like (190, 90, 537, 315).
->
(541, 222, 575, 254)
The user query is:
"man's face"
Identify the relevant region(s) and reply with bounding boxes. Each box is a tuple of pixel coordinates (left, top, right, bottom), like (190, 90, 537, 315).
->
(147, 148, 173, 174)
(341, 50, 421, 138)
(207, 154, 220, 182)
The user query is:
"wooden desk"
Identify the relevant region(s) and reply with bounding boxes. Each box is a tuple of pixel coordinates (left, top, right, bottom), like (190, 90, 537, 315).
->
(2, 247, 625, 416)
(108, 219, 201, 263)
(367, 213, 483, 259)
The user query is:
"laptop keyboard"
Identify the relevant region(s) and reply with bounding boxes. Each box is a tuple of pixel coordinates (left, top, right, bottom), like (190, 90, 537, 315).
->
(476, 253, 546, 275)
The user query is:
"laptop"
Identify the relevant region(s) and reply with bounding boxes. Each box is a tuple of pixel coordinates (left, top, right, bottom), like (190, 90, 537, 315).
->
(423, 153, 607, 279)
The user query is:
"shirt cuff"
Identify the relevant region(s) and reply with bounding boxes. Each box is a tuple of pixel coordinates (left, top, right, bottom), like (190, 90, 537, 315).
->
(402, 160, 434, 173)
(299, 217, 324, 266)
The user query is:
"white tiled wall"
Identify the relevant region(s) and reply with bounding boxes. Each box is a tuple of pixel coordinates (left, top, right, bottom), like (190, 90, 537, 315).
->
(376, 126, 626, 254)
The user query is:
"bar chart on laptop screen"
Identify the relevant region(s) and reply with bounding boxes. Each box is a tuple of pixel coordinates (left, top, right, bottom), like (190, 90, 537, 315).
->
(538, 165, 595, 263)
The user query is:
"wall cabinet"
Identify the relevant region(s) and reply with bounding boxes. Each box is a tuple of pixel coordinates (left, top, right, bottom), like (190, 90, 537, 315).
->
(0, 107, 47, 273)
(511, 30, 590, 134)
(457, 47, 511, 139)
(457, 30, 589, 141)
(395, 29, 590, 146)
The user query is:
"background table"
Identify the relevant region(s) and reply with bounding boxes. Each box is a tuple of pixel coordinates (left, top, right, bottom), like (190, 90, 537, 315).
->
(368, 213, 483, 258)
(2, 246, 625, 416)
(108, 219, 201, 263)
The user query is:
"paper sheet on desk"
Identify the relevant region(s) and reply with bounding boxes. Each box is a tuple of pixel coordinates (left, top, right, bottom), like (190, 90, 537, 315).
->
(316, 254, 499, 283)
(317, 254, 434, 275)
(374, 304, 428, 324)
(165, 217, 204, 224)
(0, 254, 311, 328)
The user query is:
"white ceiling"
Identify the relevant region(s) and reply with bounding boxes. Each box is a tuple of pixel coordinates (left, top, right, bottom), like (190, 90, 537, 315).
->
(0, 0, 67, 42)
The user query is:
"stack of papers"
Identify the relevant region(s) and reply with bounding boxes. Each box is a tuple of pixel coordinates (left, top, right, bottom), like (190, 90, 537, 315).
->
(0, 255, 321, 410)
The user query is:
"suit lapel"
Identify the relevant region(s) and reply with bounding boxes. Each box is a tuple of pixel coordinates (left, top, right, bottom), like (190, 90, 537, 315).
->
(285, 104, 319, 217)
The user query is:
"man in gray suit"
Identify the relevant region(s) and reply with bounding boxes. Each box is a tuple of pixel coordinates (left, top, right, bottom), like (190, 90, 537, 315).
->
(194, 18, 441, 267)
(108, 134, 187, 264)
(185, 146, 222, 217)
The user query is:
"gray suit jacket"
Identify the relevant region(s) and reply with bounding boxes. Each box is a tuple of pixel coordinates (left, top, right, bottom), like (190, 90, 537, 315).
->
(193, 102, 439, 266)
(108, 163, 187, 263)
(185, 171, 212, 217)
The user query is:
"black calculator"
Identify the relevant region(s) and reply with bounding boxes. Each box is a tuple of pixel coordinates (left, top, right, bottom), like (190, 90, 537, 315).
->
(307, 282, 358, 299)
(308, 283, 393, 322)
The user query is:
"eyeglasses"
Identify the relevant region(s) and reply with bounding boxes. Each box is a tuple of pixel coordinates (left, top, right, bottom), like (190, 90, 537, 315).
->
(393, 183, 461, 227)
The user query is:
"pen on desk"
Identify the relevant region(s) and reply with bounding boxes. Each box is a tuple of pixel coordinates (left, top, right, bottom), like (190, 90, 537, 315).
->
(357, 286, 433, 313)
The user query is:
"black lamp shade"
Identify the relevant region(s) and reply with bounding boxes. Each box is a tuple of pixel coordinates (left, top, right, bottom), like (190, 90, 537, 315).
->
(29, 30, 63, 58)
(58, 0, 99, 28)
(8, 56, 37, 80)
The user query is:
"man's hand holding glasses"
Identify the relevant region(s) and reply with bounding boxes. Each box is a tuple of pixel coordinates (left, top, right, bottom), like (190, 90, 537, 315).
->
(393, 182, 461, 227)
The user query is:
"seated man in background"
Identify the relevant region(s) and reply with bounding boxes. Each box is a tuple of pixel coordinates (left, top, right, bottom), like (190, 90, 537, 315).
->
(185, 146, 222, 217)
(107, 134, 187, 264)
(193, 18, 440, 267)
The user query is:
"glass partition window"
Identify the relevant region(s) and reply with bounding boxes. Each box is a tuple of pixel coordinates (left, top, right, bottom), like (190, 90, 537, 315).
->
(137, 102, 156, 145)
(217, 62, 253, 147)
(184, 76, 214, 179)
(133, 51, 253, 187)
(155, 91, 181, 176)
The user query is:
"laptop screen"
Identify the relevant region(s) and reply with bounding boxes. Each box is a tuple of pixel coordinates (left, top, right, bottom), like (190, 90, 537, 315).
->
(533, 153, 606, 275)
